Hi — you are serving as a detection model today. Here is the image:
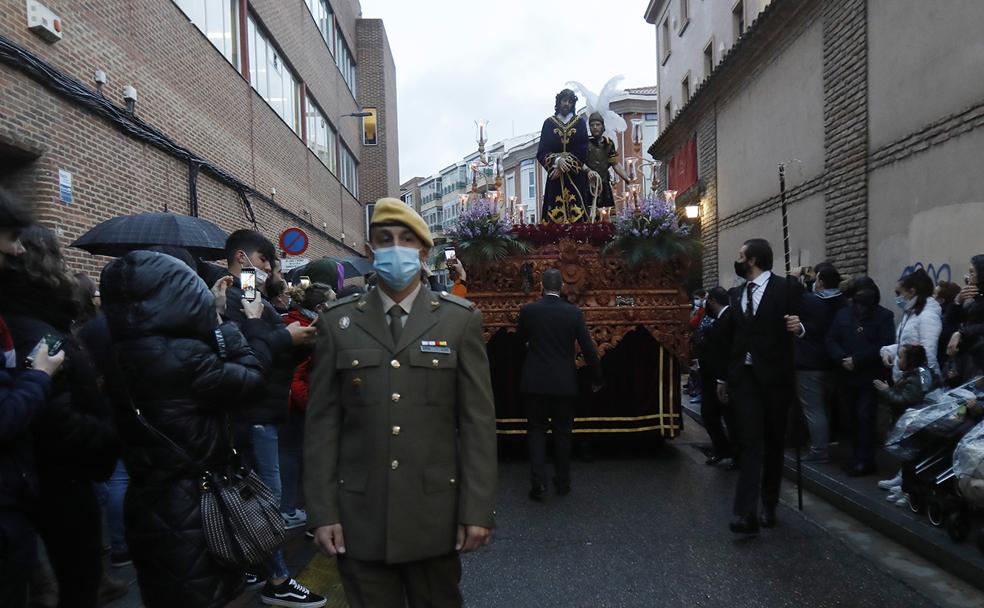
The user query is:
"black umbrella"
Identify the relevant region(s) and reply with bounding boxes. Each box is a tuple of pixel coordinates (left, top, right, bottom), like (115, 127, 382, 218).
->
(71, 212, 228, 260)
(340, 255, 373, 277)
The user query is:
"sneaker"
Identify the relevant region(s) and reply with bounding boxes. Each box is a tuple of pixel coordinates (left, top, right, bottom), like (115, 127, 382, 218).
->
(689, 394, 702, 404)
(878, 471, 903, 490)
(282, 509, 308, 530)
(260, 578, 326, 607)
(894, 494, 909, 508)
(245, 572, 265, 592)
(110, 550, 132, 568)
(886, 488, 903, 502)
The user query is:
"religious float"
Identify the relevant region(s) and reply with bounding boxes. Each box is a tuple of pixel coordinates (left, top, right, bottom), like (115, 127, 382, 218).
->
(442, 81, 700, 442)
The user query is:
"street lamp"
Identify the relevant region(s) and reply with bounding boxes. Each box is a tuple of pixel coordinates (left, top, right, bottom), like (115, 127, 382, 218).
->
(342, 110, 372, 118)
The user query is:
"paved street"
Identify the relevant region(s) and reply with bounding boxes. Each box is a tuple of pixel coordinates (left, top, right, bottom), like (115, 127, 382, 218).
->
(105, 424, 983, 608)
(458, 426, 946, 608)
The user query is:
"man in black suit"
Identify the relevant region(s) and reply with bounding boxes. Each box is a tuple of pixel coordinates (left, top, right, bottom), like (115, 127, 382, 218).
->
(716, 239, 803, 534)
(517, 268, 602, 500)
(696, 287, 737, 467)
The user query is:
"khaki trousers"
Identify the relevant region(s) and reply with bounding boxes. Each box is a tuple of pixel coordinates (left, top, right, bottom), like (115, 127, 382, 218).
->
(336, 552, 462, 608)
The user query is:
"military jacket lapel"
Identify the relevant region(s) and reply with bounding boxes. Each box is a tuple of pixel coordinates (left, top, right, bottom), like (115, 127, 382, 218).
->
(353, 289, 395, 352)
(394, 288, 441, 354)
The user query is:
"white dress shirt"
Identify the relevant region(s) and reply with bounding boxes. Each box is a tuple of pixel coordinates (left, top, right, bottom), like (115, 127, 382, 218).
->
(378, 281, 422, 328)
(743, 270, 772, 317)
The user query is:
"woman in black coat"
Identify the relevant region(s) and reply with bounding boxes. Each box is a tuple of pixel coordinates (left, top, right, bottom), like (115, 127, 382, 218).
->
(945, 254, 984, 383)
(101, 251, 267, 608)
(826, 279, 896, 475)
(0, 226, 120, 608)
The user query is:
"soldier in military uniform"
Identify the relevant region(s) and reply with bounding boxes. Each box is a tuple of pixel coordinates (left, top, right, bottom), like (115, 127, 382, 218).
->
(304, 198, 498, 607)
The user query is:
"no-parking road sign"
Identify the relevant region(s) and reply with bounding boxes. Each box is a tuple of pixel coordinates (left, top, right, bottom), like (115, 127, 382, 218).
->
(279, 227, 309, 256)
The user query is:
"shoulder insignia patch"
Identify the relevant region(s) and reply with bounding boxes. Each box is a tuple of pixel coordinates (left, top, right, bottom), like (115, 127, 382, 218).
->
(438, 291, 475, 310)
(323, 293, 361, 312)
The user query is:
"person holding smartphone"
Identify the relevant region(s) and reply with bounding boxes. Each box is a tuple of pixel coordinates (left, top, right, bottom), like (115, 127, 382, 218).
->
(0, 189, 66, 608)
(0, 224, 120, 608)
(219, 230, 323, 607)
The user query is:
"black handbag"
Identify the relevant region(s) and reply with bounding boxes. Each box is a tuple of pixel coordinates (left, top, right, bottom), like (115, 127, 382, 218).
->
(122, 387, 286, 567)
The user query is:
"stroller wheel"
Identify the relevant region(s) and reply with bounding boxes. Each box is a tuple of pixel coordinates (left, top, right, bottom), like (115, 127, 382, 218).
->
(927, 499, 945, 526)
(946, 512, 970, 542)
(908, 493, 925, 514)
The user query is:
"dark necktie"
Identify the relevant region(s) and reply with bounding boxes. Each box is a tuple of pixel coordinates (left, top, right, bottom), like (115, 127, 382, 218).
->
(388, 305, 404, 344)
(745, 282, 758, 318)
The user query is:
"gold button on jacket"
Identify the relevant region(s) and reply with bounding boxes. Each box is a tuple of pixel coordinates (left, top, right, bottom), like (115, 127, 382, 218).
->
(304, 286, 498, 565)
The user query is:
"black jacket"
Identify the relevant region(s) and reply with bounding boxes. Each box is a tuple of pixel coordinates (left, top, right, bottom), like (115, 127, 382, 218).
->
(795, 290, 847, 370)
(946, 295, 984, 377)
(716, 275, 800, 387)
(102, 252, 266, 607)
(516, 295, 601, 396)
(0, 362, 51, 515)
(0, 274, 120, 485)
(877, 369, 927, 417)
(826, 304, 895, 388)
(222, 277, 295, 425)
(695, 307, 729, 385)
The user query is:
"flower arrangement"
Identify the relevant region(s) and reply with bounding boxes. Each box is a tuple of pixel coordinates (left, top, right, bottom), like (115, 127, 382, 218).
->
(602, 196, 700, 268)
(511, 221, 615, 247)
(445, 199, 529, 263)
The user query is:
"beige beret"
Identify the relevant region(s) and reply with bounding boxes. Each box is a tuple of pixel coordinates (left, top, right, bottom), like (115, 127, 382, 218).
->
(370, 197, 434, 248)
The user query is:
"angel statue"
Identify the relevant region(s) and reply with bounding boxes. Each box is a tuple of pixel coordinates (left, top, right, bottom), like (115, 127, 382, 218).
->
(568, 76, 634, 212)
(536, 88, 596, 224)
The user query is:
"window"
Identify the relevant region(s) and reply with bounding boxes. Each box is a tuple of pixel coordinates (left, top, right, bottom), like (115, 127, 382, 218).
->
(703, 39, 715, 77)
(339, 143, 359, 197)
(664, 99, 673, 126)
(679, 0, 689, 32)
(521, 160, 536, 202)
(305, 99, 337, 174)
(505, 173, 516, 204)
(401, 192, 413, 207)
(661, 18, 671, 63)
(334, 28, 357, 97)
(681, 74, 690, 103)
(733, 1, 745, 40)
(304, 0, 335, 52)
(174, 0, 239, 68)
(248, 16, 301, 134)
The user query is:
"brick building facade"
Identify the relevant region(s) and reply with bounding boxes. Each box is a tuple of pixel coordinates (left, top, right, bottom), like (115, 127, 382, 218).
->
(0, 0, 398, 277)
(647, 0, 984, 293)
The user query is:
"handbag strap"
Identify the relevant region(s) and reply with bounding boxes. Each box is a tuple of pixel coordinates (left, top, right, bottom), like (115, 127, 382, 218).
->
(113, 350, 238, 478)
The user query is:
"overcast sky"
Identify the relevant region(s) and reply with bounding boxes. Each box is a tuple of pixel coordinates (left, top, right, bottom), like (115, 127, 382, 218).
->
(358, 0, 659, 183)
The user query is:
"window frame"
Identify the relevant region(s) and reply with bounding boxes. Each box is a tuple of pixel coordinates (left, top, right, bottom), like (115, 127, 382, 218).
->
(678, 0, 690, 36)
(681, 72, 690, 104)
(304, 96, 338, 175)
(173, 0, 240, 69)
(247, 13, 303, 135)
(703, 37, 715, 78)
(732, 0, 746, 41)
(661, 17, 672, 65)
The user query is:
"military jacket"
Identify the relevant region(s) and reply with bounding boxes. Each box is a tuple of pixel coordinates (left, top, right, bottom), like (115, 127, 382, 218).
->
(304, 284, 498, 564)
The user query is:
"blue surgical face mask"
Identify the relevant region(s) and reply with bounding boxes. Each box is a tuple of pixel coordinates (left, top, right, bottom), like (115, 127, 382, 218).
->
(372, 245, 421, 291)
(895, 295, 910, 310)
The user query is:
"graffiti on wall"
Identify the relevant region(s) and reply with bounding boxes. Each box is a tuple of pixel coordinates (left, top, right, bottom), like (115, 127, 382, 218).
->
(899, 262, 951, 284)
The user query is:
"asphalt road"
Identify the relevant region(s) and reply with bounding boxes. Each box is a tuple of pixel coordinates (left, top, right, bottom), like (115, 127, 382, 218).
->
(459, 426, 941, 608)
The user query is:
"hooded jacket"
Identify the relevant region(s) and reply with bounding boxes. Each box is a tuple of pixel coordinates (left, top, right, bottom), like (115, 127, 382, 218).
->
(101, 251, 266, 608)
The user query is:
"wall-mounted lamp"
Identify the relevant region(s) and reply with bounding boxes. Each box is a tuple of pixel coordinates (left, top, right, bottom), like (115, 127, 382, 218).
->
(684, 202, 700, 219)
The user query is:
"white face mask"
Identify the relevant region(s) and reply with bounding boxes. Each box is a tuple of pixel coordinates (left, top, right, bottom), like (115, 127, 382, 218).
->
(239, 251, 269, 284)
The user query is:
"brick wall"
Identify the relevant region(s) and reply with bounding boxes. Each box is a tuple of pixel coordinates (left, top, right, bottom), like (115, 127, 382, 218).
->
(0, 0, 392, 279)
(356, 18, 399, 204)
(821, 0, 868, 277)
(695, 110, 718, 288)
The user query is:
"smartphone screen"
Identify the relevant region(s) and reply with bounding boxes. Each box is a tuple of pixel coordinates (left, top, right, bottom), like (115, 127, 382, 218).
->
(25, 334, 64, 365)
(444, 248, 456, 261)
(241, 269, 257, 302)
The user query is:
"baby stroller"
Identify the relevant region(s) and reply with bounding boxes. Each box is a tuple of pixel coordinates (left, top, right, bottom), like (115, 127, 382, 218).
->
(951, 419, 984, 553)
(884, 378, 984, 532)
